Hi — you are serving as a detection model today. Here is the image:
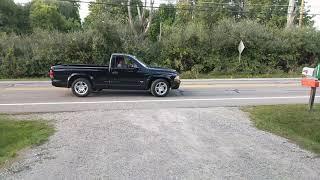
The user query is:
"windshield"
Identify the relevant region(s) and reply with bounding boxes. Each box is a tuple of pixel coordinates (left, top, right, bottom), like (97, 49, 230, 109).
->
(130, 56, 148, 68)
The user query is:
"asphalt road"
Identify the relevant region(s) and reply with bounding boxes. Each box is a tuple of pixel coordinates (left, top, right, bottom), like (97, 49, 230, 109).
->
(0, 78, 316, 113)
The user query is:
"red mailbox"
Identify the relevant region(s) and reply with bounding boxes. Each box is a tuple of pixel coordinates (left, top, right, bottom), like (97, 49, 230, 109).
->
(301, 78, 319, 88)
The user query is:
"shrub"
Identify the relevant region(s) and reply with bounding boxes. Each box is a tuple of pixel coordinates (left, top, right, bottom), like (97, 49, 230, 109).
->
(0, 19, 319, 78)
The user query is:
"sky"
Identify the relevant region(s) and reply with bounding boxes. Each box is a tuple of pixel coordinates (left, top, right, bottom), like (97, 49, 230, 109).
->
(78, 0, 175, 21)
(13, 0, 320, 29)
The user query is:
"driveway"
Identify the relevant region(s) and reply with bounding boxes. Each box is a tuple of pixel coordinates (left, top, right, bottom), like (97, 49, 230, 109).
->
(1, 107, 319, 179)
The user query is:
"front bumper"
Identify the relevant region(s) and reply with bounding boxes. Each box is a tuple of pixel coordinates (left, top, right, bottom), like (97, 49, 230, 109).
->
(171, 79, 181, 89)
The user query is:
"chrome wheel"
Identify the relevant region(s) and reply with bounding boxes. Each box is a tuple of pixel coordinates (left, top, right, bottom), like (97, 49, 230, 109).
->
(74, 81, 88, 95)
(155, 82, 168, 96)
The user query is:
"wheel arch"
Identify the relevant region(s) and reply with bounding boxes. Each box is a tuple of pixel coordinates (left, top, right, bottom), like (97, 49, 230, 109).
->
(67, 73, 94, 88)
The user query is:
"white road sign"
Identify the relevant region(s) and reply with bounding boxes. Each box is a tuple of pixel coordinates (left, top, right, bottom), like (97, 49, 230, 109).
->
(238, 40, 245, 62)
(238, 40, 245, 54)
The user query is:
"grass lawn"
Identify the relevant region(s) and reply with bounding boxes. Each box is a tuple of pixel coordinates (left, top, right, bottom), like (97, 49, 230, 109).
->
(245, 104, 320, 154)
(0, 115, 54, 165)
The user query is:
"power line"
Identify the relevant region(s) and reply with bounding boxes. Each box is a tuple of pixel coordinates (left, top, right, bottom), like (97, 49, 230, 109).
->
(63, 0, 295, 9)
(18, 0, 320, 16)
(200, 1, 297, 8)
(62, 0, 320, 16)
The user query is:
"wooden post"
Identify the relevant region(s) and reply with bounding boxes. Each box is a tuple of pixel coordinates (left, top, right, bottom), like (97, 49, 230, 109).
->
(301, 78, 319, 111)
(309, 87, 316, 111)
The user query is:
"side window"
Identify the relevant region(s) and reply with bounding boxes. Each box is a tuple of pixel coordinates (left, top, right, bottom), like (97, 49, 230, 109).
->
(113, 55, 138, 69)
(113, 56, 125, 69)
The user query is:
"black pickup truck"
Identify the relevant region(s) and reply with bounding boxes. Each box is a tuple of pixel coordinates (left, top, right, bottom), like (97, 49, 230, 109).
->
(49, 53, 180, 97)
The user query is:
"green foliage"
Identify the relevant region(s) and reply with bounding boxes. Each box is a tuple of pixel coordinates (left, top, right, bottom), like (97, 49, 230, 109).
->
(85, 0, 141, 27)
(0, 115, 54, 165)
(194, 0, 240, 27)
(0, 0, 319, 78)
(30, 0, 66, 31)
(0, 0, 81, 33)
(0, 19, 320, 78)
(30, 0, 80, 32)
(245, 104, 320, 154)
(246, 0, 288, 27)
(0, 0, 31, 34)
(175, 1, 193, 24)
(149, 4, 176, 42)
(0, 19, 123, 77)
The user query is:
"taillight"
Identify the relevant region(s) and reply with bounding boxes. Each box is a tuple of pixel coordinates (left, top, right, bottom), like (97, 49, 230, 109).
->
(49, 69, 54, 79)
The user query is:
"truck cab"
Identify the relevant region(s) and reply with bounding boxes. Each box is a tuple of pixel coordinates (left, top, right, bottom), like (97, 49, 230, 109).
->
(108, 54, 149, 90)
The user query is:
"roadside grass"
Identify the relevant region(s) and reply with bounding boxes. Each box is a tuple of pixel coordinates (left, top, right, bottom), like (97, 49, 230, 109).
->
(0, 115, 55, 165)
(244, 104, 320, 154)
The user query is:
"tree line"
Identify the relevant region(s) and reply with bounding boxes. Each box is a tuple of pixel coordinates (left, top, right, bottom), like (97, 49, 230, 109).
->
(0, 0, 319, 78)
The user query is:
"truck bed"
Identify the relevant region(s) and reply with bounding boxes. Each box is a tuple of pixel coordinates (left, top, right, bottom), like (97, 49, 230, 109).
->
(53, 64, 109, 69)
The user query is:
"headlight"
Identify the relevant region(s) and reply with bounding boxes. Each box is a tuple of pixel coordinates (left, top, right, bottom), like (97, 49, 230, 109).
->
(174, 76, 180, 81)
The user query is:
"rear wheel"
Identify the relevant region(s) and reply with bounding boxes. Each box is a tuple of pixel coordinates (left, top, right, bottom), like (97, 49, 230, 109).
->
(151, 79, 170, 97)
(71, 78, 92, 97)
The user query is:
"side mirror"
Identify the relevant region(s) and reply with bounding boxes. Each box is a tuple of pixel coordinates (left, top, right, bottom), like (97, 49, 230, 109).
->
(133, 67, 140, 72)
(128, 64, 139, 70)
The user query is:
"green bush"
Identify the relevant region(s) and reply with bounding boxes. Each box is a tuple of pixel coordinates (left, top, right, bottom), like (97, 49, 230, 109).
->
(0, 19, 319, 78)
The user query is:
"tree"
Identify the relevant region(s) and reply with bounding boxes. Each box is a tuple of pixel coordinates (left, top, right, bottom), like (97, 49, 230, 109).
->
(55, 0, 81, 30)
(85, 0, 139, 26)
(175, 0, 193, 24)
(244, 0, 289, 28)
(0, 0, 19, 33)
(286, 0, 296, 28)
(16, 3, 32, 34)
(127, 0, 154, 38)
(0, 0, 31, 33)
(246, 0, 313, 28)
(149, 4, 176, 42)
(176, 0, 238, 26)
(30, 0, 80, 32)
(56, 1, 80, 21)
(30, 0, 65, 31)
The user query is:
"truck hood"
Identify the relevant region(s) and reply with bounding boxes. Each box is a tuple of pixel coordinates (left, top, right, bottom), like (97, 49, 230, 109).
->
(148, 67, 177, 74)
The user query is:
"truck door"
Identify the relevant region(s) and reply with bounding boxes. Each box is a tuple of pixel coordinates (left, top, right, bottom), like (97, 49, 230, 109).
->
(109, 55, 147, 89)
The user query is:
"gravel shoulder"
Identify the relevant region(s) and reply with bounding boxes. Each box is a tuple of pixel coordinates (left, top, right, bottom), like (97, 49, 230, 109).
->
(1, 107, 320, 179)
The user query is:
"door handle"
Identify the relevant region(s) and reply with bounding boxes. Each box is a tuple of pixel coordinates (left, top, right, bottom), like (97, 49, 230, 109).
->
(112, 71, 118, 75)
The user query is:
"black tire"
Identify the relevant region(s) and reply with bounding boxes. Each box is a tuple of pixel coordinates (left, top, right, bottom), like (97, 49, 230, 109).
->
(71, 78, 92, 97)
(150, 79, 170, 97)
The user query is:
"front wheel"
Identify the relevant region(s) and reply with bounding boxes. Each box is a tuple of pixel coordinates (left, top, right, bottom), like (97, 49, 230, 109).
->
(150, 79, 170, 97)
(71, 78, 92, 97)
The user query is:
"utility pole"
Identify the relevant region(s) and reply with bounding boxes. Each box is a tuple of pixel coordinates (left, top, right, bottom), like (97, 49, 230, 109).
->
(299, 0, 305, 27)
(158, 22, 162, 42)
(286, 0, 296, 28)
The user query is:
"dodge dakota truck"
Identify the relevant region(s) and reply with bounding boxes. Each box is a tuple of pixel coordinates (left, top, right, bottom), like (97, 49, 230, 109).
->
(49, 53, 180, 97)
